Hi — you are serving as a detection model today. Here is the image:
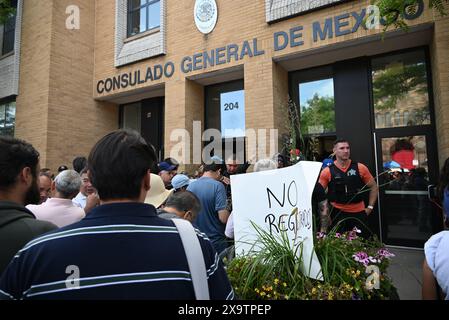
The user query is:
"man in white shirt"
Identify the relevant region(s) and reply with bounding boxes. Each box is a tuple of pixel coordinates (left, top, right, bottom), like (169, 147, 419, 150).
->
(27, 170, 85, 228)
(72, 167, 99, 212)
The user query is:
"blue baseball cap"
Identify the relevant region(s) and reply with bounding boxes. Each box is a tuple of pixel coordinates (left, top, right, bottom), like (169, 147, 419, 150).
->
(158, 162, 176, 172)
(322, 158, 333, 169)
(211, 155, 224, 163)
(171, 174, 190, 190)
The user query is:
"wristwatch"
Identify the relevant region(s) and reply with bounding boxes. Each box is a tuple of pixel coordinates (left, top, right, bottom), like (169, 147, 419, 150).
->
(367, 205, 374, 210)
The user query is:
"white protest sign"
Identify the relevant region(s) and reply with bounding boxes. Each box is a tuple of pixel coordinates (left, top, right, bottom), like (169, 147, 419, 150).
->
(220, 90, 245, 138)
(230, 161, 323, 280)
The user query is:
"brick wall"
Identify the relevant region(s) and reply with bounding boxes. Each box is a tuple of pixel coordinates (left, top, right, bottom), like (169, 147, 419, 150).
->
(15, 0, 53, 166)
(16, 0, 117, 172)
(13, 0, 449, 171)
(431, 7, 449, 167)
(91, 0, 446, 165)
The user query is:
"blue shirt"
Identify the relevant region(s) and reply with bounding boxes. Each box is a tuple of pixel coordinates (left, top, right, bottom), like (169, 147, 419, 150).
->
(187, 177, 228, 253)
(0, 202, 234, 300)
(444, 187, 449, 220)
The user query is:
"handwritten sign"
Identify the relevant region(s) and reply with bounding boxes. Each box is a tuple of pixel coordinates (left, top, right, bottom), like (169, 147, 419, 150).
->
(230, 161, 323, 280)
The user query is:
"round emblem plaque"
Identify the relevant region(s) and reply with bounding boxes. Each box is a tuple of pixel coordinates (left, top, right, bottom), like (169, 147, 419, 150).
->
(194, 0, 218, 34)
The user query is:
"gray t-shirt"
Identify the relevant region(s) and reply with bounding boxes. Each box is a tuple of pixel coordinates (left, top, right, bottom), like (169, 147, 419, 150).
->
(187, 177, 227, 253)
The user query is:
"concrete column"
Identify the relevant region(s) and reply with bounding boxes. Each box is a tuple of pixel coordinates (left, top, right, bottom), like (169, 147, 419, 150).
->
(431, 9, 449, 165)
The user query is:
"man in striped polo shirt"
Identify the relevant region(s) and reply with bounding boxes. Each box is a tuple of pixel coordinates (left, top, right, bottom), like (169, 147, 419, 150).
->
(0, 129, 234, 300)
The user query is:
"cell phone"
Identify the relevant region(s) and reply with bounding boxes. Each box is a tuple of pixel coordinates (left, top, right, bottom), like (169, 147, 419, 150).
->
(428, 184, 437, 200)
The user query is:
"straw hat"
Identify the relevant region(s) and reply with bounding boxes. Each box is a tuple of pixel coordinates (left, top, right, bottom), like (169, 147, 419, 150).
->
(144, 174, 173, 208)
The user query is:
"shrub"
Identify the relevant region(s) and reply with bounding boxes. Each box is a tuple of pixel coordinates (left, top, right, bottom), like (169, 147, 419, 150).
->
(226, 225, 398, 300)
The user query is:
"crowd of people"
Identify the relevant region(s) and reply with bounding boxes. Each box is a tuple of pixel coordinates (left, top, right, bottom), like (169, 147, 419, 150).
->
(0, 132, 233, 300)
(1, 131, 448, 300)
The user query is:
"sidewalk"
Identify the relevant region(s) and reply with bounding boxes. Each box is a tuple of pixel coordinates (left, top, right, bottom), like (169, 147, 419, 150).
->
(386, 246, 424, 300)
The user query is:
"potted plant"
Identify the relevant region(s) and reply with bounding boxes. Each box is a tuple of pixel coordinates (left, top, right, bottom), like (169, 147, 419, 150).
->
(226, 223, 399, 300)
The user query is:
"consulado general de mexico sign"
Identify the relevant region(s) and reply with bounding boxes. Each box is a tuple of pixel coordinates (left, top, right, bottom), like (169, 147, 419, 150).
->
(96, 3, 425, 95)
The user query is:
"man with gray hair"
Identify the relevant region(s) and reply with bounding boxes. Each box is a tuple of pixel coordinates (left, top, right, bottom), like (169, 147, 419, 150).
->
(254, 158, 277, 172)
(158, 191, 201, 223)
(27, 170, 85, 227)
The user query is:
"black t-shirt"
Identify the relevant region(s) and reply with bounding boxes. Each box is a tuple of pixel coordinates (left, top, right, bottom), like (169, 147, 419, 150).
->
(312, 183, 327, 204)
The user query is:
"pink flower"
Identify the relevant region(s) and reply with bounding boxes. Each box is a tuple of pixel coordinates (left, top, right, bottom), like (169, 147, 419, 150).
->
(377, 248, 395, 260)
(347, 231, 358, 241)
(352, 227, 362, 234)
(369, 256, 380, 264)
(316, 232, 326, 239)
(353, 252, 370, 266)
(290, 148, 300, 156)
(335, 233, 342, 238)
(347, 233, 357, 241)
(346, 227, 362, 241)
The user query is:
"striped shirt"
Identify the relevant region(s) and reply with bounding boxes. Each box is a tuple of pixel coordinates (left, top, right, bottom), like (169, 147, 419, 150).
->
(0, 202, 234, 300)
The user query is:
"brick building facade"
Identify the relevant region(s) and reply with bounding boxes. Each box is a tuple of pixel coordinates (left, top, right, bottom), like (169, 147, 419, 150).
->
(1, 0, 448, 246)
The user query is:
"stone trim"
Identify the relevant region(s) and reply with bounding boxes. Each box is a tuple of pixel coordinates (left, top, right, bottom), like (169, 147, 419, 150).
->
(0, 0, 22, 98)
(114, 0, 166, 67)
(266, 0, 345, 23)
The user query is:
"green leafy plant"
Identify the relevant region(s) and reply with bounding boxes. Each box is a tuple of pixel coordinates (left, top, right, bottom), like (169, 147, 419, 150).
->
(282, 98, 320, 163)
(226, 223, 398, 300)
(0, 0, 16, 24)
(373, 0, 447, 31)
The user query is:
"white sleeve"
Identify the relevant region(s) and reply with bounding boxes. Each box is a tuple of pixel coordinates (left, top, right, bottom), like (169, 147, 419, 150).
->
(424, 231, 449, 273)
(224, 212, 234, 239)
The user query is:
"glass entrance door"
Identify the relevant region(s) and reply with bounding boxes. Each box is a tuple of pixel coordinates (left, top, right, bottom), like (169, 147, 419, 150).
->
(371, 48, 443, 247)
(375, 133, 442, 247)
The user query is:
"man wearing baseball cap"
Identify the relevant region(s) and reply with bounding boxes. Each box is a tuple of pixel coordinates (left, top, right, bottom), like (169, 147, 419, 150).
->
(171, 174, 191, 193)
(158, 161, 176, 189)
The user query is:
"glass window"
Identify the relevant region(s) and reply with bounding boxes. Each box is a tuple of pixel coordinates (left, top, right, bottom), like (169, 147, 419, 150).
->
(148, 1, 160, 30)
(205, 80, 244, 134)
(380, 135, 432, 241)
(0, 102, 16, 136)
(2, 0, 17, 55)
(394, 111, 401, 126)
(122, 102, 141, 133)
(376, 113, 385, 128)
(404, 111, 410, 126)
(291, 66, 336, 162)
(127, 0, 160, 37)
(372, 50, 430, 129)
(298, 78, 336, 136)
(205, 80, 245, 162)
(0, 104, 5, 132)
(385, 112, 392, 127)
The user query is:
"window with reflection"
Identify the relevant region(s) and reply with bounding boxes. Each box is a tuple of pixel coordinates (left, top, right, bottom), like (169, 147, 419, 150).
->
(121, 102, 141, 132)
(376, 113, 384, 128)
(291, 66, 336, 162)
(372, 50, 430, 129)
(0, 101, 16, 136)
(403, 110, 410, 126)
(205, 80, 246, 162)
(394, 111, 401, 126)
(127, 0, 160, 37)
(385, 112, 392, 127)
(299, 78, 336, 136)
(2, 0, 17, 55)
